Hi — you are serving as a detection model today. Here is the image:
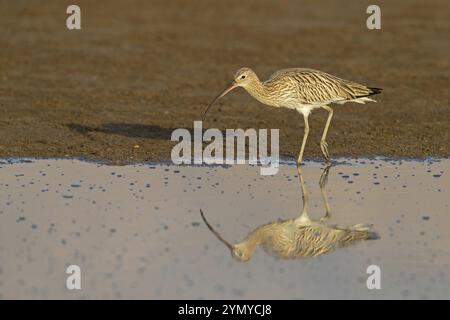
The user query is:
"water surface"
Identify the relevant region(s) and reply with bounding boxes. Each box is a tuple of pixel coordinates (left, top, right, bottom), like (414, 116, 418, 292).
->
(0, 158, 448, 299)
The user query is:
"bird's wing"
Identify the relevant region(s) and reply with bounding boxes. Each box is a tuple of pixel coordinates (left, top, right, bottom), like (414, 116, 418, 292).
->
(293, 224, 342, 256)
(293, 223, 374, 257)
(259, 221, 374, 258)
(266, 68, 377, 105)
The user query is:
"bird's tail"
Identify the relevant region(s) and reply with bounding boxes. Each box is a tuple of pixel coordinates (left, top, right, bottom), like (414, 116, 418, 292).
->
(367, 231, 380, 240)
(354, 87, 383, 103)
(353, 87, 383, 102)
(336, 85, 383, 104)
(334, 223, 380, 242)
(350, 223, 380, 240)
(367, 87, 383, 96)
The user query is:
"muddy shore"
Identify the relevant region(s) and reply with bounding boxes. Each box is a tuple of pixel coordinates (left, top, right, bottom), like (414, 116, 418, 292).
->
(1, 0, 449, 163)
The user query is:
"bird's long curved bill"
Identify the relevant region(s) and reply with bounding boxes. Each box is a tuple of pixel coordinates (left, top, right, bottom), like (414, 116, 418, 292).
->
(200, 209, 233, 251)
(201, 81, 237, 120)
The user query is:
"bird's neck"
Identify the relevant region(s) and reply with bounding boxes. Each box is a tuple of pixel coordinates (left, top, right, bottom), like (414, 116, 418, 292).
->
(241, 224, 272, 249)
(236, 240, 259, 258)
(244, 80, 273, 105)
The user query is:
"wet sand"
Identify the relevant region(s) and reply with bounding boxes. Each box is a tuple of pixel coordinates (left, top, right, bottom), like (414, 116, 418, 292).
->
(0, 0, 449, 162)
(0, 158, 449, 299)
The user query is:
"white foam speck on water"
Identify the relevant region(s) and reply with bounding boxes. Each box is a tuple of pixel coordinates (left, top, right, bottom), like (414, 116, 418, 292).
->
(0, 158, 449, 299)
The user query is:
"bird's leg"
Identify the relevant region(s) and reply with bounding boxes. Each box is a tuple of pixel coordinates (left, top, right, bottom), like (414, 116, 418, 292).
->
(296, 163, 310, 223)
(319, 164, 332, 222)
(320, 105, 333, 164)
(297, 113, 310, 165)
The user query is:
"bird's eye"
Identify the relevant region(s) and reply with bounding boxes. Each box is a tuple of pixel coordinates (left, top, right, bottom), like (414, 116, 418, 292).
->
(241, 75, 246, 79)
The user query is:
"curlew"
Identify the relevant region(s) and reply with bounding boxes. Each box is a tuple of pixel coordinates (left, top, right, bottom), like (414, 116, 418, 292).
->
(202, 67, 382, 164)
(200, 166, 379, 261)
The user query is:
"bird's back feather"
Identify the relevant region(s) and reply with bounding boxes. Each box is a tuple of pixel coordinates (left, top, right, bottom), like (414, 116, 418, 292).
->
(263, 68, 382, 106)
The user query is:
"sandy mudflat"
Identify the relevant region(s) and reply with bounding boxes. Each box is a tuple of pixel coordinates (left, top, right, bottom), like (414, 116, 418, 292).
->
(0, 0, 449, 162)
(0, 158, 449, 299)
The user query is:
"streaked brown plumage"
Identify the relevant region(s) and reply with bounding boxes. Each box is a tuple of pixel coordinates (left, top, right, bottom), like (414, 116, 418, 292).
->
(202, 67, 382, 164)
(200, 165, 379, 262)
(228, 217, 377, 260)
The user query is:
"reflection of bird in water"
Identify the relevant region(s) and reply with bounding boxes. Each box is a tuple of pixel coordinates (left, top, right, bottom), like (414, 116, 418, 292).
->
(200, 165, 379, 262)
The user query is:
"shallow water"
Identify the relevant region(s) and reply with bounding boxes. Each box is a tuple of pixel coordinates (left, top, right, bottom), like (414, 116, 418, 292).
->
(0, 158, 449, 299)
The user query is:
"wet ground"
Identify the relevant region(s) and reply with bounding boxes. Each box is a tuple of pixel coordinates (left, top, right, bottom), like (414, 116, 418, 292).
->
(0, 158, 449, 299)
(1, 0, 449, 162)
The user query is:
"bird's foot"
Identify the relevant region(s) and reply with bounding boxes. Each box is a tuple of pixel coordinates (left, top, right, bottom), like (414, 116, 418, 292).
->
(320, 140, 331, 164)
(319, 212, 331, 222)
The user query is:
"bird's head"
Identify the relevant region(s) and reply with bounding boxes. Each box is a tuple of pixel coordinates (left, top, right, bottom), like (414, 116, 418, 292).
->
(233, 67, 259, 88)
(231, 243, 254, 262)
(200, 209, 255, 262)
(201, 67, 258, 120)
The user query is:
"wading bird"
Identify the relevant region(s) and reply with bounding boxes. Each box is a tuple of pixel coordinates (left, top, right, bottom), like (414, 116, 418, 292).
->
(202, 68, 382, 164)
(200, 166, 379, 261)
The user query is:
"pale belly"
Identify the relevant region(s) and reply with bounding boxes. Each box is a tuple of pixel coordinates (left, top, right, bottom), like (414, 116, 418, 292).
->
(257, 95, 323, 116)
(294, 104, 322, 116)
